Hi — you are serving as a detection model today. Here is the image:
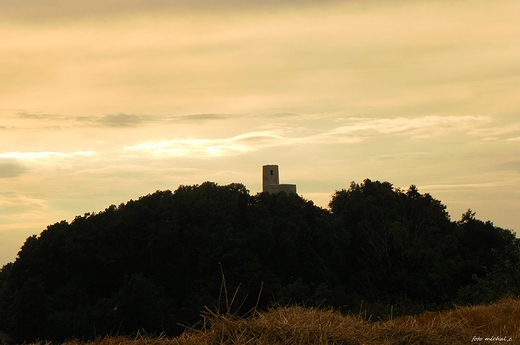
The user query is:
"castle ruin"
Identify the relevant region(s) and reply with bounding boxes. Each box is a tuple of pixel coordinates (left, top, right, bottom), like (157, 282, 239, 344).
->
(262, 165, 297, 194)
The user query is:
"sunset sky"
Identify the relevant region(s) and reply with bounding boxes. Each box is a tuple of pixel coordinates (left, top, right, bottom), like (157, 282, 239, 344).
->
(1, 0, 519, 266)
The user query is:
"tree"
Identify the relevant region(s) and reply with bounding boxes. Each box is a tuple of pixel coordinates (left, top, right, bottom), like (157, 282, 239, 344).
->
(455, 210, 520, 304)
(329, 179, 459, 308)
(0, 180, 518, 343)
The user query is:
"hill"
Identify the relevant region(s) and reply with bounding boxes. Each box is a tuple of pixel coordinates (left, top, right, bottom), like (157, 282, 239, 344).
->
(0, 180, 519, 343)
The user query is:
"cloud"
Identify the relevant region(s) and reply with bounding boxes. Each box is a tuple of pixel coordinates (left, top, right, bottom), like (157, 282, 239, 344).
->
(322, 116, 492, 141)
(422, 179, 519, 191)
(92, 114, 155, 128)
(82, 113, 234, 127)
(3, 1, 517, 120)
(281, 116, 493, 146)
(0, 192, 47, 208)
(0, 0, 341, 22)
(124, 130, 290, 157)
(0, 151, 95, 163)
(66, 114, 155, 128)
(0, 160, 28, 178)
(0, 152, 70, 160)
(123, 116, 493, 158)
(468, 123, 520, 139)
(18, 112, 65, 120)
(177, 113, 233, 122)
(17, 112, 234, 129)
(124, 132, 267, 157)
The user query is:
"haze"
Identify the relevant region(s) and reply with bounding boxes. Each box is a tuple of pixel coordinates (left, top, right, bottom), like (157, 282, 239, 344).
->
(1, 0, 519, 266)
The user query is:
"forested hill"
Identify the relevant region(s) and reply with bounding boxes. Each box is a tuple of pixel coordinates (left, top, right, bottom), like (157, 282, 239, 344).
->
(0, 180, 519, 343)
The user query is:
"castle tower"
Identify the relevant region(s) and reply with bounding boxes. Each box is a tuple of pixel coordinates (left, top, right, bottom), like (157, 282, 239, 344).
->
(262, 165, 297, 194)
(262, 165, 279, 192)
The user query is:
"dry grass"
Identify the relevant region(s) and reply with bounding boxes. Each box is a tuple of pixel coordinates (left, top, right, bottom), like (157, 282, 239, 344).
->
(36, 298, 520, 345)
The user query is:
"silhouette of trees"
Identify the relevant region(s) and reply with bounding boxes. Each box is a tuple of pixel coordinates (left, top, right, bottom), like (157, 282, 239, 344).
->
(455, 209, 520, 304)
(328, 179, 460, 310)
(0, 180, 518, 343)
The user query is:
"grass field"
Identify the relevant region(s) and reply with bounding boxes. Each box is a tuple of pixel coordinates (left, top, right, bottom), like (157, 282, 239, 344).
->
(32, 298, 519, 345)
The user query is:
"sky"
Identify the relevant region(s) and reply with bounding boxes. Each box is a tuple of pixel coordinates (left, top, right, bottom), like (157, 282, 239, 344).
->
(1, 0, 519, 266)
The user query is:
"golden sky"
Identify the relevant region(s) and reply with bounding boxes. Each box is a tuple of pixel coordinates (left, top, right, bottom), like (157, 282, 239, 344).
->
(1, 0, 519, 265)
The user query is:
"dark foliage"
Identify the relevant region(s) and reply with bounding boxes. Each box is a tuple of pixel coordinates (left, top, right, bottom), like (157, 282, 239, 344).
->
(0, 180, 518, 343)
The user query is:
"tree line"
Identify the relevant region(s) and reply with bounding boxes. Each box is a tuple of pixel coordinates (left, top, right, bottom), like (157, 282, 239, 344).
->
(0, 180, 518, 343)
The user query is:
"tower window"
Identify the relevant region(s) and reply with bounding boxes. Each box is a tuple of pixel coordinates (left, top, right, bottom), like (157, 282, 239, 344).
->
(270, 170, 273, 175)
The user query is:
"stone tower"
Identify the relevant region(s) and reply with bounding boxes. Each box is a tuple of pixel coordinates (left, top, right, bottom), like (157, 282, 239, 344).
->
(262, 165, 279, 191)
(262, 165, 297, 194)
